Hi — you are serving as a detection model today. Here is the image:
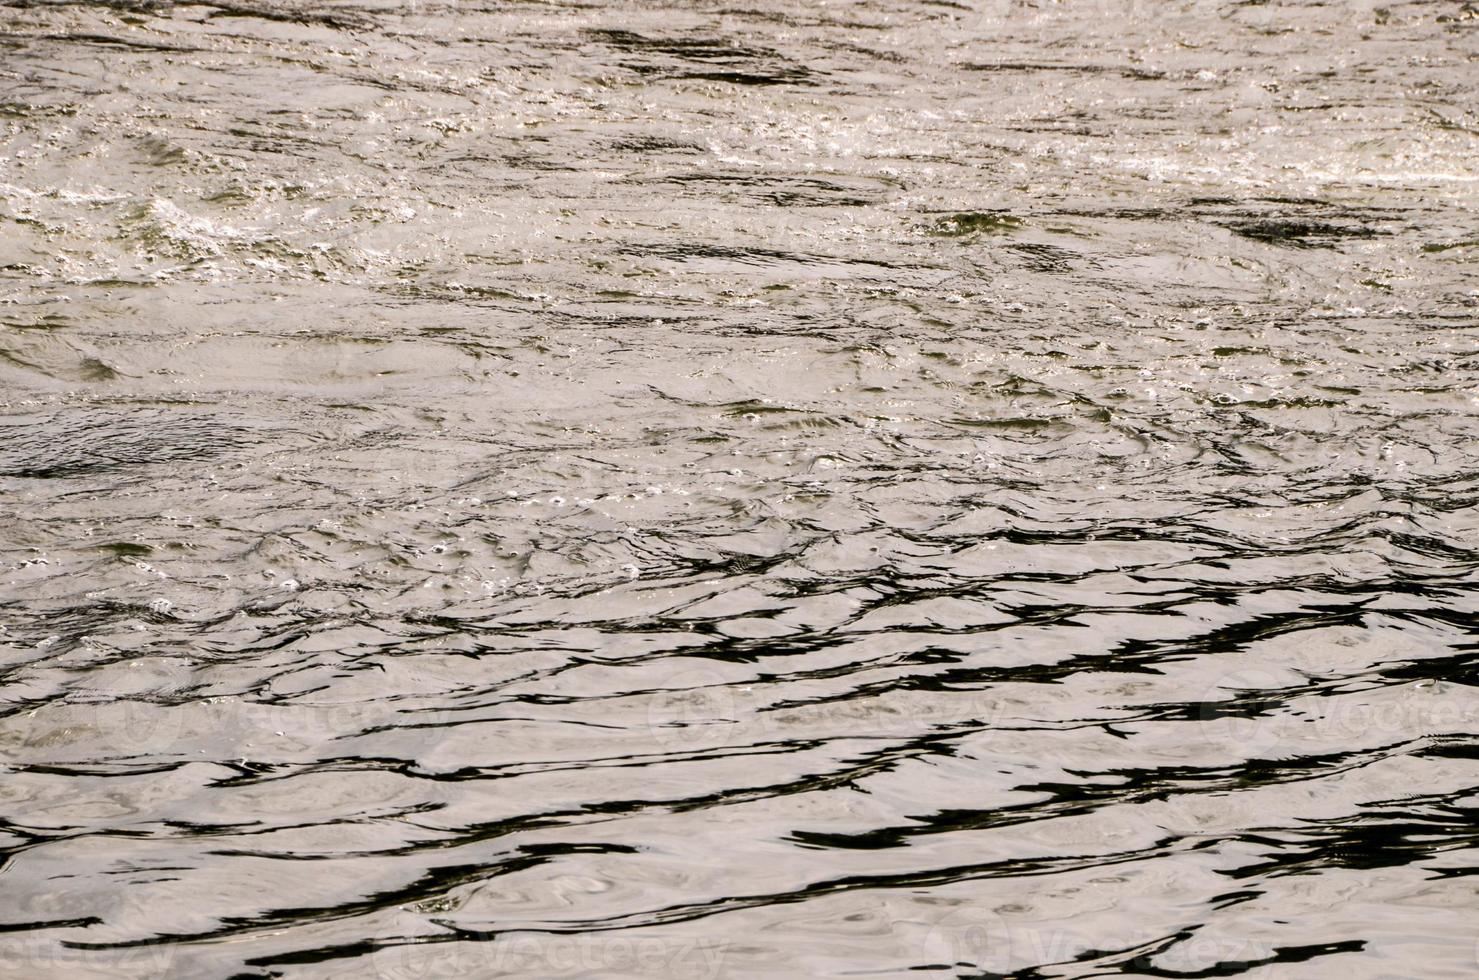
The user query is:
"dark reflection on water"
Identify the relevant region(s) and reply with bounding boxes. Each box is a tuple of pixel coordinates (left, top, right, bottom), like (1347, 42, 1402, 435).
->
(1, 0, 1477, 976)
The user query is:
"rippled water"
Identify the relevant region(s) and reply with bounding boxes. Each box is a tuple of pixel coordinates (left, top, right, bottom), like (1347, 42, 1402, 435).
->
(2, 0, 1478, 976)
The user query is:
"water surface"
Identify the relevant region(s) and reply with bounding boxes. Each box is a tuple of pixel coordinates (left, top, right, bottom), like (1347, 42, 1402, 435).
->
(1, 0, 1477, 976)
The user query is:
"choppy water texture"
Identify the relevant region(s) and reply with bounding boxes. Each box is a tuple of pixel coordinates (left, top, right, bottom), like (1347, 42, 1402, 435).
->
(1, 0, 1478, 976)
